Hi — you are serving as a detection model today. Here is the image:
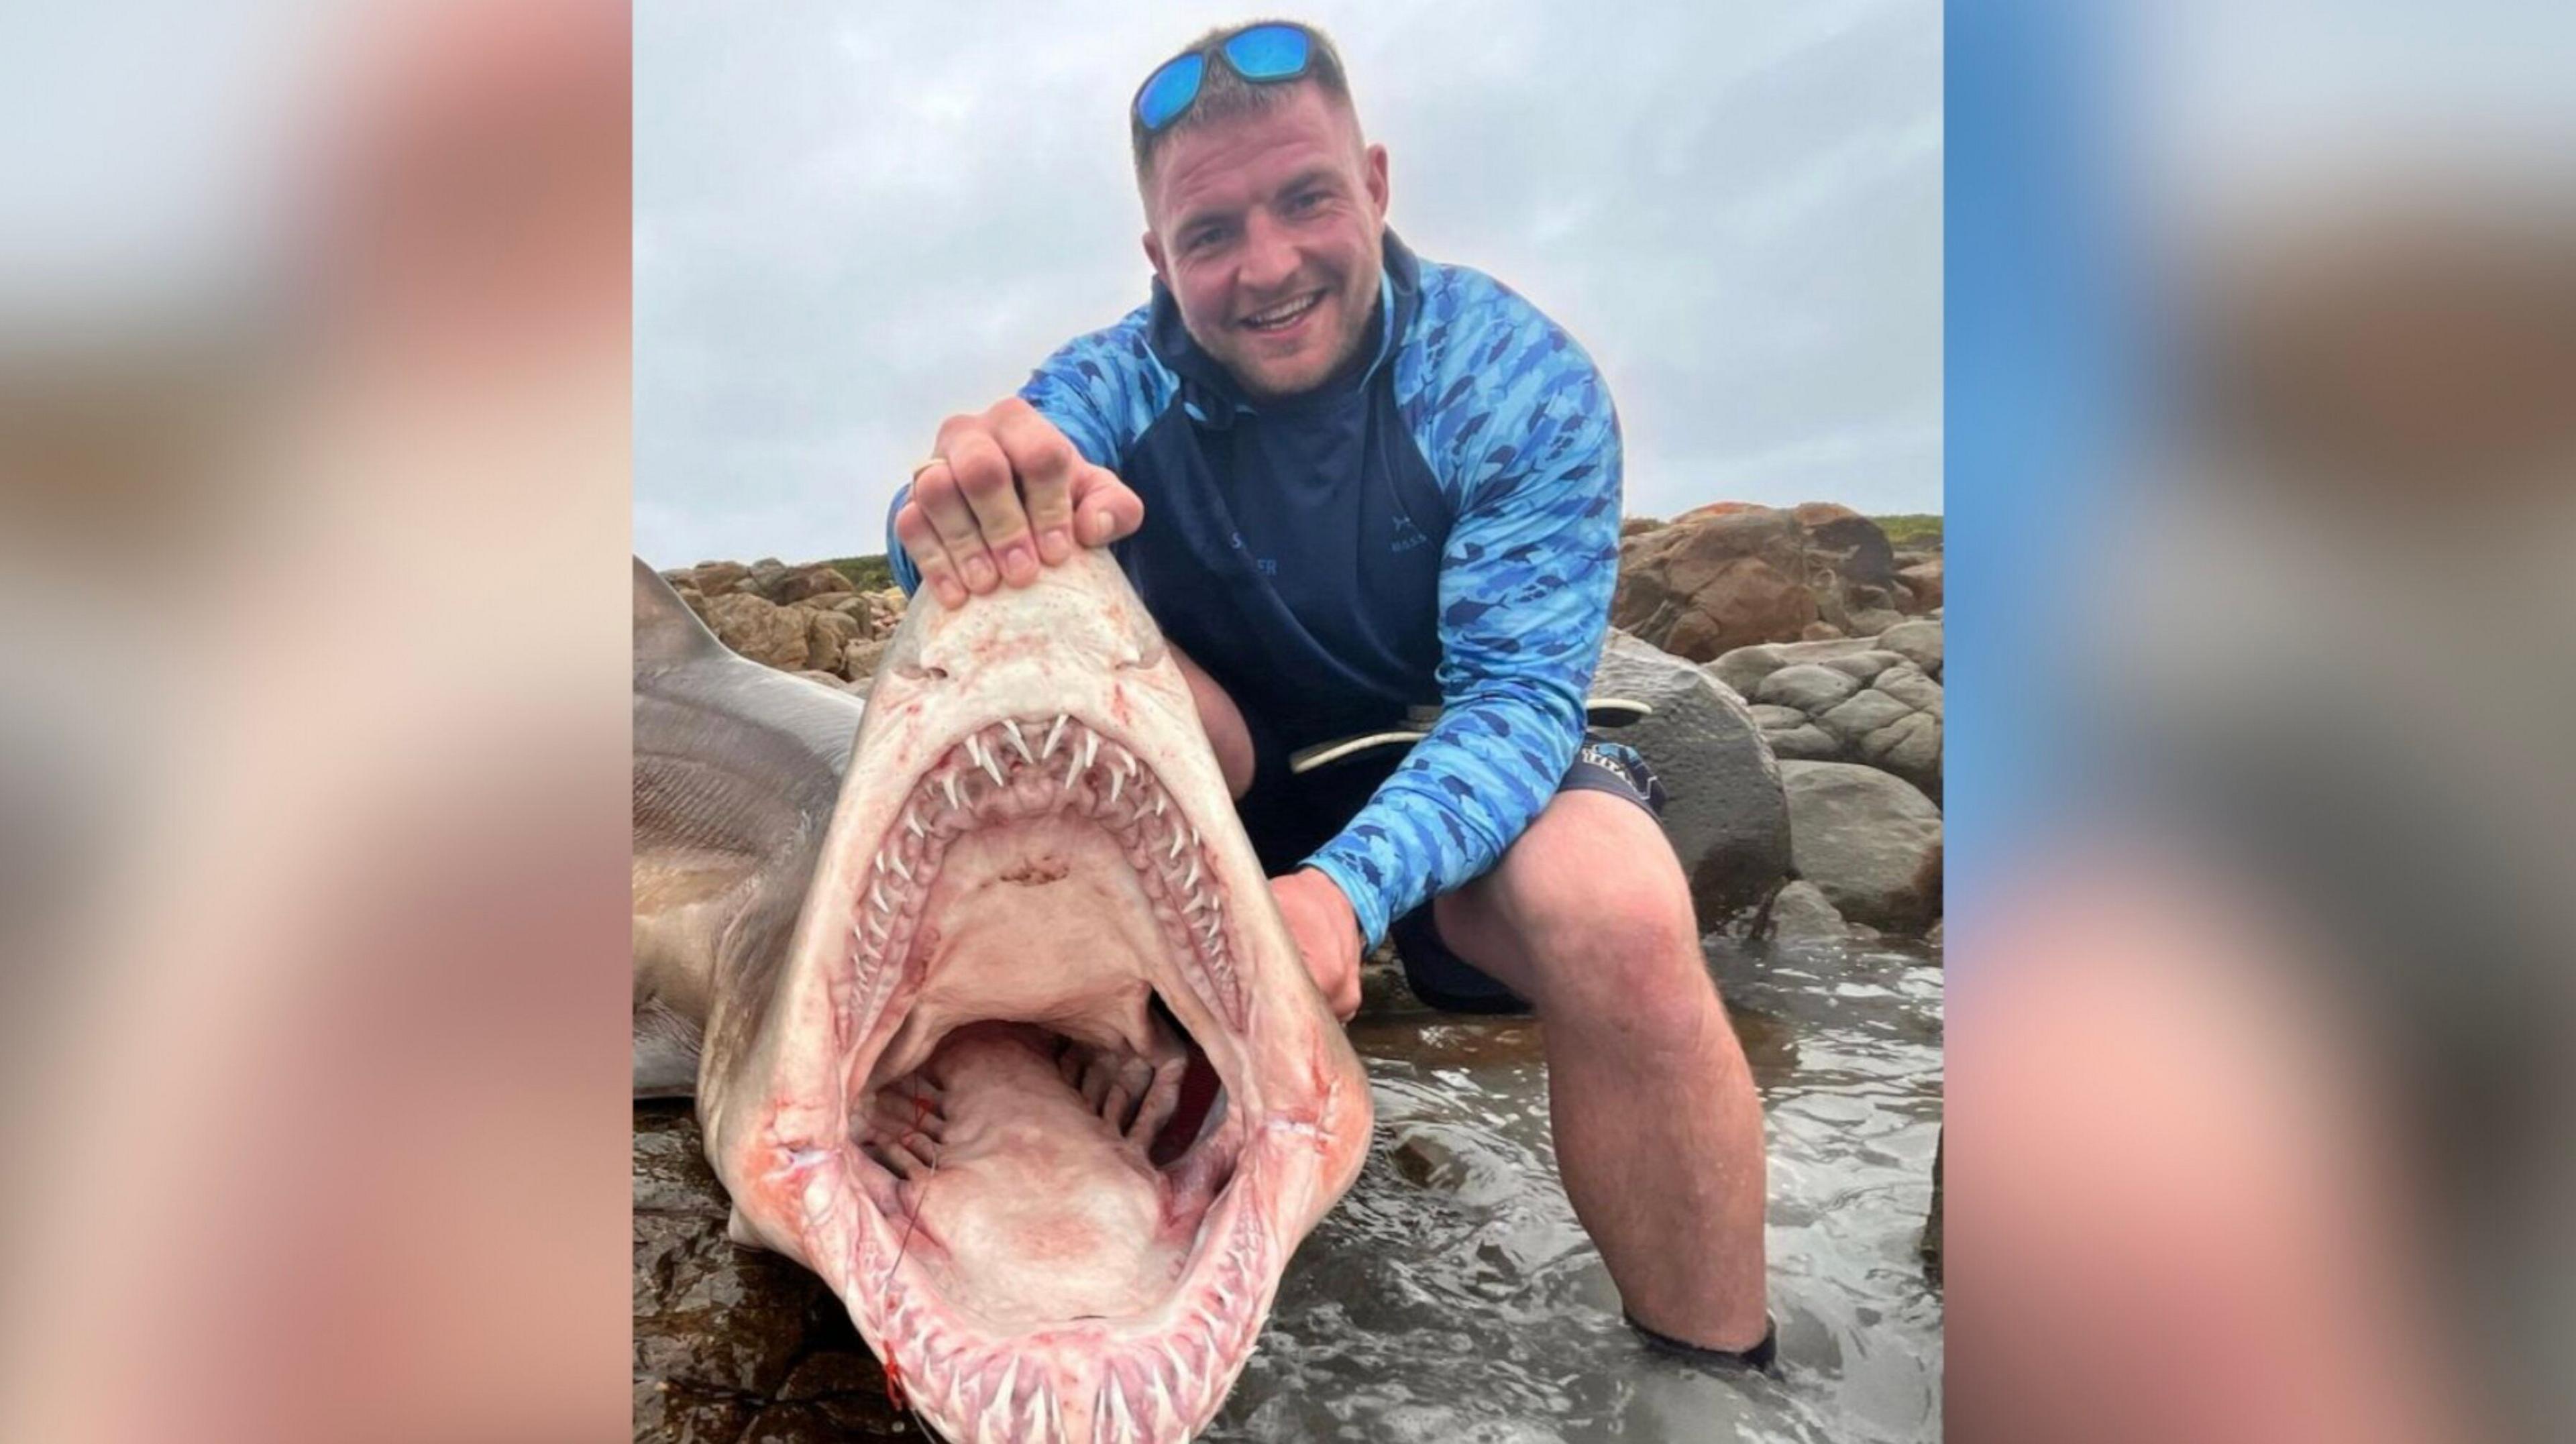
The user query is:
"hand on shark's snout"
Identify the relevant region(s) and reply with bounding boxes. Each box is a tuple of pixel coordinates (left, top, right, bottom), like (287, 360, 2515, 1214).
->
(1273, 867, 1364, 1022)
(898, 396, 1146, 608)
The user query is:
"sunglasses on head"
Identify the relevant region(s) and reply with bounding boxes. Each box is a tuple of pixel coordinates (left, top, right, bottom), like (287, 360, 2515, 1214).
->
(1132, 22, 1316, 133)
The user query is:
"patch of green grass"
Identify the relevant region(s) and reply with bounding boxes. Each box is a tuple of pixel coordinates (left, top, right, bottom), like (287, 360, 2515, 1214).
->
(826, 554, 896, 592)
(1871, 514, 1943, 550)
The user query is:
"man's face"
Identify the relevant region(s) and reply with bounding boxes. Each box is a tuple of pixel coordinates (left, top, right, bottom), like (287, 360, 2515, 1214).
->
(1142, 85, 1390, 400)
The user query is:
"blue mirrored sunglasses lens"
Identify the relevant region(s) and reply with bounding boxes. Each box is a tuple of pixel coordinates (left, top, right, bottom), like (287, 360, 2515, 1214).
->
(1135, 52, 1205, 129)
(1222, 23, 1311, 80)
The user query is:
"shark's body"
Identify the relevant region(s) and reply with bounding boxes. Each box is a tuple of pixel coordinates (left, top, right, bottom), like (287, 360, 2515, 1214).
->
(632, 554, 1373, 1443)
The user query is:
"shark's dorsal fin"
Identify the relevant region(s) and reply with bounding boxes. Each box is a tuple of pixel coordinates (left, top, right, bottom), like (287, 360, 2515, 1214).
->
(635, 557, 724, 669)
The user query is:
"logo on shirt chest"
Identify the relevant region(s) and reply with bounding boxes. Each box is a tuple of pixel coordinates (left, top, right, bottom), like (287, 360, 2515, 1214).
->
(1390, 514, 1430, 554)
(1229, 532, 1279, 577)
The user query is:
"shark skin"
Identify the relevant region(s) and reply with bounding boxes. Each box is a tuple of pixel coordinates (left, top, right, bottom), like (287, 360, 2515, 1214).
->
(637, 551, 1373, 1444)
(631, 555, 864, 1097)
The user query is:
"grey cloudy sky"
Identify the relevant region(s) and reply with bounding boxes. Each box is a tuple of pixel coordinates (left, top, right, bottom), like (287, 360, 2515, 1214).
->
(635, 0, 1941, 567)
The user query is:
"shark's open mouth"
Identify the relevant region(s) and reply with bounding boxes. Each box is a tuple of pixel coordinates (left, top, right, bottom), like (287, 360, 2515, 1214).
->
(817, 712, 1277, 1439)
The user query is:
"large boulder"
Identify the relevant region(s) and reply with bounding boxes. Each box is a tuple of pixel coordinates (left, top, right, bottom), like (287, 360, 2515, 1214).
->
(802, 608, 861, 673)
(1878, 618, 1943, 679)
(771, 562, 857, 604)
(1755, 663, 1861, 714)
(1896, 559, 1943, 612)
(681, 560, 753, 598)
(1612, 506, 1819, 661)
(1589, 630, 1792, 922)
(1792, 502, 1896, 625)
(1707, 635, 1881, 698)
(701, 593, 813, 671)
(1780, 761, 1942, 932)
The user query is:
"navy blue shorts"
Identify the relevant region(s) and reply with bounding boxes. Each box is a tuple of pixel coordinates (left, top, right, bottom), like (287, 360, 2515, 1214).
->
(1233, 724, 1666, 1015)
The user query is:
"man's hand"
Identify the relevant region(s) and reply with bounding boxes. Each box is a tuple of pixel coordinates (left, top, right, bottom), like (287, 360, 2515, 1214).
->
(892, 396, 1144, 610)
(1271, 868, 1362, 1023)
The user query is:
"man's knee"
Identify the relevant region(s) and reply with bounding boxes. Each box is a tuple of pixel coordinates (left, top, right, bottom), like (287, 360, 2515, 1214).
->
(1169, 646, 1254, 798)
(1525, 884, 1711, 1032)
(1470, 793, 1712, 1030)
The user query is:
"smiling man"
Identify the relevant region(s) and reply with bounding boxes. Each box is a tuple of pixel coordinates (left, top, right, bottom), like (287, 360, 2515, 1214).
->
(888, 19, 1772, 1364)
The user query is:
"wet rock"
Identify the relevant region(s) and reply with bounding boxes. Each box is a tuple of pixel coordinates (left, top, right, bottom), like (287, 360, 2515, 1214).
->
(633, 1105, 905, 1442)
(1390, 1131, 1472, 1192)
(1755, 663, 1860, 714)
(1767, 880, 1850, 944)
(634, 1379, 755, 1444)
(1780, 761, 1942, 932)
(1590, 630, 1792, 921)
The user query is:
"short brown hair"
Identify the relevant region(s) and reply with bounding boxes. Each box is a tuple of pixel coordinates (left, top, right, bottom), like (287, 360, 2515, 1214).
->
(1129, 20, 1357, 189)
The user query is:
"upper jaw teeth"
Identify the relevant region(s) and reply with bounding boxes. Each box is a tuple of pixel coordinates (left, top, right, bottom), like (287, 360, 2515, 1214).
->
(1244, 292, 1318, 327)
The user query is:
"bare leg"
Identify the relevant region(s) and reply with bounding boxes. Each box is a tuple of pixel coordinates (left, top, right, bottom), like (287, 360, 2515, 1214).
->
(1434, 791, 1770, 1349)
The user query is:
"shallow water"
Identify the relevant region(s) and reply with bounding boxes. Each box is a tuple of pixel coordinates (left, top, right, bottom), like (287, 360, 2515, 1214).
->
(1204, 938, 1945, 1443)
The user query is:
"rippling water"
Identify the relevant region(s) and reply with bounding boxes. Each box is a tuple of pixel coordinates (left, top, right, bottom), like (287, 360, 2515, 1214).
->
(1206, 938, 1945, 1443)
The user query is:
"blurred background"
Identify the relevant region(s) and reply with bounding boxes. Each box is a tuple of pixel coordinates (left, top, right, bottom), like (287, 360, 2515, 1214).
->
(1948, 1, 2576, 1441)
(0, 1, 633, 1441)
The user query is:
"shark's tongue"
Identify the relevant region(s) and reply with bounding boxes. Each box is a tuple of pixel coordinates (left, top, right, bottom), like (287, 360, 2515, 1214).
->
(899, 1024, 1181, 1322)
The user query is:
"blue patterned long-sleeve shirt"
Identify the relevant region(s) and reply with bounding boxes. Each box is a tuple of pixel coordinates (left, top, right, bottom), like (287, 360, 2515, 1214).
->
(890, 231, 1621, 946)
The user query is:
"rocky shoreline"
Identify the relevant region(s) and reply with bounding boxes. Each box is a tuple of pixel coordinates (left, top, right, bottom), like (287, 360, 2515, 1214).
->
(652, 502, 1941, 948)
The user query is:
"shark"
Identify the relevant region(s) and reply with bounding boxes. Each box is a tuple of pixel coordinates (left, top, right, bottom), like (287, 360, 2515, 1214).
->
(632, 552, 1374, 1443)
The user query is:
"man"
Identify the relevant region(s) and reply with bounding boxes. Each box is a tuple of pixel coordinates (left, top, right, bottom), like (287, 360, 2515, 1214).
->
(887, 19, 1772, 1365)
